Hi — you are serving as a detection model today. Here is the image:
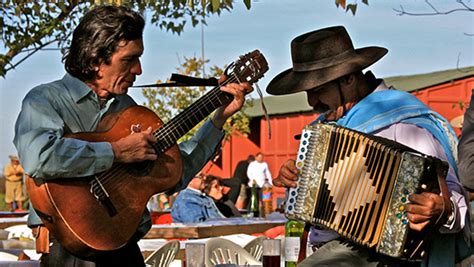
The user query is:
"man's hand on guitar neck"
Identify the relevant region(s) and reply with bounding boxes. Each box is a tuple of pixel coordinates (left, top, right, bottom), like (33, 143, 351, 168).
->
(111, 126, 158, 163)
(211, 75, 253, 129)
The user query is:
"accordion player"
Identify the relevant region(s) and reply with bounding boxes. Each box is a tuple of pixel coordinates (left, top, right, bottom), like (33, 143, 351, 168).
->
(285, 123, 450, 260)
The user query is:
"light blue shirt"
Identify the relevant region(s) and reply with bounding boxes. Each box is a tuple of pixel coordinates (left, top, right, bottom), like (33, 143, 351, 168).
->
(14, 73, 225, 238)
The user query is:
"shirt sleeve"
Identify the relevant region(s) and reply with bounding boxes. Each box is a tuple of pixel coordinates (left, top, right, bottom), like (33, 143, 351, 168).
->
(458, 93, 474, 191)
(13, 89, 114, 179)
(374, 123, 468, 233)
(169, 120, 224, 193)
(264, 162, 273, 182)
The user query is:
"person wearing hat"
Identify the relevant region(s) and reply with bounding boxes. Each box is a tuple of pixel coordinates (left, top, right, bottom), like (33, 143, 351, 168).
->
(3, 155, 25, 212)
(270, 26, 470, 266)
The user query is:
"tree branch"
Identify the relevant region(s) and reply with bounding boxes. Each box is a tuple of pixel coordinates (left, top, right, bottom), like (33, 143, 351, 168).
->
(394, 0, 473, 16)
(4, 37, 65, 73)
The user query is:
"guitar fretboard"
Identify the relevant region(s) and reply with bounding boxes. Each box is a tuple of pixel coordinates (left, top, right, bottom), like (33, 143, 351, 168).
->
(152, 84, 233, 154)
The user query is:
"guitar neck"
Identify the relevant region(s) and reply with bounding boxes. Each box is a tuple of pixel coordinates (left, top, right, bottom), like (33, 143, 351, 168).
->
(152, 84, 233, 154)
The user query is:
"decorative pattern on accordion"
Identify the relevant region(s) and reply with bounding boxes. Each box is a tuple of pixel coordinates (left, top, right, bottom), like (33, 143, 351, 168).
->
(285, 123, 442, 260)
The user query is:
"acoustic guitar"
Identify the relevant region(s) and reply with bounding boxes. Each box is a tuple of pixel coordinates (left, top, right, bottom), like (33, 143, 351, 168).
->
(26, 50, 268, 259)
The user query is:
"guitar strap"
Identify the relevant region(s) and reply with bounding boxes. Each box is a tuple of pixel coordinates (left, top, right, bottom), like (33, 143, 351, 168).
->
(131, 74, 218, 88)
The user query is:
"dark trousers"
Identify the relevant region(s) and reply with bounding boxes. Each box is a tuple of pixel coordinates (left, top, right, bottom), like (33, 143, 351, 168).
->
(40, 238, 145, 267)
(300, 240, 421, 267)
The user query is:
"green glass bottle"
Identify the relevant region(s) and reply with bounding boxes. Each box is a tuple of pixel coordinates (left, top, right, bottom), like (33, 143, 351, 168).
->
(285, 219, 305, 267)
(249, 180, 259, 217)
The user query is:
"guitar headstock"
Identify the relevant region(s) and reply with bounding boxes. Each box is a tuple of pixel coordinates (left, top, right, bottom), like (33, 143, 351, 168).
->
(230, 50, 269, 85)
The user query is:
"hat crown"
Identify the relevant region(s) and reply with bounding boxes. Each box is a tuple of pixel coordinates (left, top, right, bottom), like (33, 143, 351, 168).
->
(291, 26, 354, 65)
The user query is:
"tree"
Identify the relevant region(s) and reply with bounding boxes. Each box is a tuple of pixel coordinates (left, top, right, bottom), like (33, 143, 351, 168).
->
(334, 0, 473, 17)
(0, 0, 252, 78)
(393, 0, 473, 17)
(141, 55, 252, 142)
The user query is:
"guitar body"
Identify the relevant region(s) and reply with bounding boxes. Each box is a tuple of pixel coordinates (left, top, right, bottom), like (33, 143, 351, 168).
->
(26, 105, 183, 259)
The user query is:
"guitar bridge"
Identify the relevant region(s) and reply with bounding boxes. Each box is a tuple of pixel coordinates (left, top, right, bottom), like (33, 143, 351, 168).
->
(90, 176, 118, 217)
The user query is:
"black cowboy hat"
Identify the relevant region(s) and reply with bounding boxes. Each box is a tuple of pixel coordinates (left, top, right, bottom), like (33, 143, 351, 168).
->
(266, 26, 388, 95)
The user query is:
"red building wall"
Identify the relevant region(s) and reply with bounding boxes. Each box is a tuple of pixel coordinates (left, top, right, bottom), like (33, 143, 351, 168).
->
(206, 76, 474, 207)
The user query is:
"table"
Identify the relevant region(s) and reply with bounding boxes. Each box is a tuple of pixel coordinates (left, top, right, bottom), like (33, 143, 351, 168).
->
(0, 217, 28, 229)
(144, 217, 286, 239)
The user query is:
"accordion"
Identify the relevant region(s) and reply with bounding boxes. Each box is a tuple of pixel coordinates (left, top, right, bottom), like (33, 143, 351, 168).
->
(285, 123, 448, 260)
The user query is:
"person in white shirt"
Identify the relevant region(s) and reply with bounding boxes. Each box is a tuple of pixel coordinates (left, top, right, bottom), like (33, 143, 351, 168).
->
(247, 152, 272, 188)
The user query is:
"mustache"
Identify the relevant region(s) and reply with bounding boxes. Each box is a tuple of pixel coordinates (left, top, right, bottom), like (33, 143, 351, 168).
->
(313, 103, 330, 113)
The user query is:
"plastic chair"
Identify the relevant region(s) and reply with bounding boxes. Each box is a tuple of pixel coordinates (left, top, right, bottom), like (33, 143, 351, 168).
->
(144, 240, 180, 267)
(205, 238, 262, 266)
(243, 236, 267, 261)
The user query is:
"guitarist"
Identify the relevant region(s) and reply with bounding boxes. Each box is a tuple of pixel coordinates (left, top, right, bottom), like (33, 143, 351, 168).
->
(13, 5, 252, 267)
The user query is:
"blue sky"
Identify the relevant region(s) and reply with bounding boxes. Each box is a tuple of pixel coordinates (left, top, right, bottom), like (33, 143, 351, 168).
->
(0, 0, 473, 168)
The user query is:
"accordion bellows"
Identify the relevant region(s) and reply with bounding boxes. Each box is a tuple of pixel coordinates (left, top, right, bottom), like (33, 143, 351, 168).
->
(285, 123, 447, 260)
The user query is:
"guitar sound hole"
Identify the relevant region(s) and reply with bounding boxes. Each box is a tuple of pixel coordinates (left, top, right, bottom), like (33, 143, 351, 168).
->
(125, 161, 153, 176)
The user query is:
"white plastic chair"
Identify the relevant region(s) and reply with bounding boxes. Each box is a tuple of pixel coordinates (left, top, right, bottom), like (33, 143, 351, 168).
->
(205, 238, 262, 266)
(145, 240, 180, 267)
(243, 236, 267, 261)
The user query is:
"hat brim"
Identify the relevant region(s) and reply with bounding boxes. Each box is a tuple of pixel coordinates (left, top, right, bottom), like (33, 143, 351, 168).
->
(266, 47, 388, 95)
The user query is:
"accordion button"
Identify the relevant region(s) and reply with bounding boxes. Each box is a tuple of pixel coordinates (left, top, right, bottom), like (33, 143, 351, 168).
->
(399, 205, 405, 211)
(421, 184, 427, 190)
(402, 219, 408, 225)
(396, 213, 402, 219)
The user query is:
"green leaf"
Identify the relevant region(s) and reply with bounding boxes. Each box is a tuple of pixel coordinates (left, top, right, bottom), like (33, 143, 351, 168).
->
(346, 4, 357, 15)
(244, 0, 251, 9)
(211, 0, 220, 12)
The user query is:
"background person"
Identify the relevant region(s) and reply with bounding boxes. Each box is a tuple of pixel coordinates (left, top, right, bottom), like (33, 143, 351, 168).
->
(233, 154, 255, 209)
(171, 174, 226, 223)
(3, 155, 25, 212)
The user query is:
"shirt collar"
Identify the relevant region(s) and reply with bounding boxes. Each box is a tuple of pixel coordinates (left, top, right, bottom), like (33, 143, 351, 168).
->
(62, 73, 119, 107)
(62, 73, 95, 103)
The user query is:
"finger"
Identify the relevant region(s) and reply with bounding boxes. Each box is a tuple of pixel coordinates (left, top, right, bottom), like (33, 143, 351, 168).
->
(221, 83, 250, 96)
(146, 148, 156, 155)
(144, 153, 158, 161)
(143, 127, 157, 143)
(408, 193, 430, 205)
(218, 75, 227, 84)
(409, 221, 430, 232)
(405, 203, 431, 217)
(273, 176, 297, 188)
(407, 211, 431, 224)
(279, 167, 298, 182)
(284, 160, 298, 175)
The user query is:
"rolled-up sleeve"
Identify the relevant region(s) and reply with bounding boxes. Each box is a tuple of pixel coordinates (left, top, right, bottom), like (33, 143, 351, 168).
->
(458, 93, 474, 191)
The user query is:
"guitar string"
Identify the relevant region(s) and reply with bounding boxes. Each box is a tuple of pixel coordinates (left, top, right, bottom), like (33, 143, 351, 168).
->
(90, 75, 242, 196)
(93, 65, 260, 196)
(92, 68, 258, 198)
(90, 79, 234, 196)
(92, 53, 264, 196)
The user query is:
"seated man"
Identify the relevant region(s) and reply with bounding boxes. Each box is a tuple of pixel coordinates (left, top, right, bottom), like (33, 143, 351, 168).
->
(171, 174, 225, 223)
